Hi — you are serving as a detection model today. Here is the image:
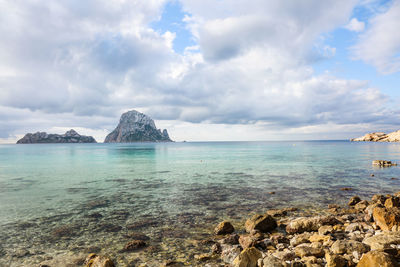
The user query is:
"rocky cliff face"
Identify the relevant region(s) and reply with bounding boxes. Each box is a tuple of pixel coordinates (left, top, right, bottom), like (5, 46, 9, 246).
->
(351, 130, 400, 142)
(104, 110, 172, 143)
(17, 129, 97, 144)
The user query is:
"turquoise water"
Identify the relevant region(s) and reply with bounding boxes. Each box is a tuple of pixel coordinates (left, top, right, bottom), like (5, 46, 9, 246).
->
(1, 141, 400, 266)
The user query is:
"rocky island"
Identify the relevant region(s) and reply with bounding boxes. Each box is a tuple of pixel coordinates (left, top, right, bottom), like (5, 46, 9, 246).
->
(351, 130, 400, 142)
(16, 129, 97, 144)
(104, 110, 172, 143)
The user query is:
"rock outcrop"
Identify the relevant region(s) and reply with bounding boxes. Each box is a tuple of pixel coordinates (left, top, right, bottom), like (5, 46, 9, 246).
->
(104, 110, 172, 143)
(17, 129, 97, 144)
(351, 130, 400, 142)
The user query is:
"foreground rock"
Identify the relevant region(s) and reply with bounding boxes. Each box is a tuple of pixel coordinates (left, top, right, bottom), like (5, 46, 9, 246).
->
(245, 213, 277, 233)
(357, 251, 397, 267)
(214, 221, 235, 235)
(232, 247, 262, 267)
(85, 253, 115, 267)
(351, 130, 400, 142)
(104, 110, 172, 143)
(17, 129, 97, 144)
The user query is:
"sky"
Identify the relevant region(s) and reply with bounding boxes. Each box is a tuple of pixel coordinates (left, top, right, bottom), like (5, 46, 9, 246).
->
(0, 0, 400, 142)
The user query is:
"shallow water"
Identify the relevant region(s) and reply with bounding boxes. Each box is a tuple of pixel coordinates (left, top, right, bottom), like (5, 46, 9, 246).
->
(1, 141, 400, 266)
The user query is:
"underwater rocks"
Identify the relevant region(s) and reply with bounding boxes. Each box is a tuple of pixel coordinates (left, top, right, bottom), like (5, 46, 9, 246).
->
(123, 240, 147, 251)
(104, 110, 172, 143)
(85, 253, 115, 267)
(17, 129, 97, 144)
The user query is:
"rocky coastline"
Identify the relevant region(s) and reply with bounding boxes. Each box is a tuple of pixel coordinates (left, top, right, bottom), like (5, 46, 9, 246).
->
(351, 130, 400, 142)
(47, 189, 400, 267)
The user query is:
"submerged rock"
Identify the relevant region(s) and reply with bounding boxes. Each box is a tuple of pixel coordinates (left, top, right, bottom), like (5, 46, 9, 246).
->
(124, 240, 147, 251)
(85, 253, 115, 267)
(104, 110, 172, 143)
(17, 129, 97, 144)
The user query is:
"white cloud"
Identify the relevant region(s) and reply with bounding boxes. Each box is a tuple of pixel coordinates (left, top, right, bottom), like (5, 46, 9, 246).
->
(345, 18, 365, 32)
(352, 1, 400, 74)
(0, 0, 399, 143)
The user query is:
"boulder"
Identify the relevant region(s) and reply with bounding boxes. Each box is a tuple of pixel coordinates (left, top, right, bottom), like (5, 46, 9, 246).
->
(373, 206, 400, 231)
(348, 196, 361, 206)
(325, 252, 347, 267)
(215, 221, 235, 235)
(363, 231, 400, 250)
(232, 247, 262, 267)
(357, 251, 397, 267)
(330, 240, 370, 255)
(294, 245, 324, 258)
(245, 214, 277, 233)
(261, 255, 284, 267)
(385, 196, 400, 209)
(84, 254, 115, 267)
(286, 216, 339, 234)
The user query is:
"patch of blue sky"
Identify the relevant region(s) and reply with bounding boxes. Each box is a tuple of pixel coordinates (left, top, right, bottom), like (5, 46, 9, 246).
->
(151, 1, 196, 53)
(312, 0, 400, 98)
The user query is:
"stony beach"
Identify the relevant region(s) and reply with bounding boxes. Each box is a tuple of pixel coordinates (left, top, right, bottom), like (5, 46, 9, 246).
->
(76, 189, 400, 267)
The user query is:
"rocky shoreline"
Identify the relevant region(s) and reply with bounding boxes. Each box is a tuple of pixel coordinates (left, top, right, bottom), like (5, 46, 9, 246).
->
(69, 190, 400, 267)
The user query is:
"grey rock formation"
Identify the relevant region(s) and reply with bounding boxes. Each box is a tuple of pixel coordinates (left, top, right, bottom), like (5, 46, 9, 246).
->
(17, 129, 97, 144)
(104, 110, 172, 143)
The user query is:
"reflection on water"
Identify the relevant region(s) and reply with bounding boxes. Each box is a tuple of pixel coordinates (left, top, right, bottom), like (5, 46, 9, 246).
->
(0, 141, 400, 265)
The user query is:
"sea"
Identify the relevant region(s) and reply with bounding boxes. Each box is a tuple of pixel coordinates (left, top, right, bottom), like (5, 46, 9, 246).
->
(1, 141, 400, 266)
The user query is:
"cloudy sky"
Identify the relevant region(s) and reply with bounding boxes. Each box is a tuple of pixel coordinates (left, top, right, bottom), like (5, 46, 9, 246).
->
(1, 0, 400, 142)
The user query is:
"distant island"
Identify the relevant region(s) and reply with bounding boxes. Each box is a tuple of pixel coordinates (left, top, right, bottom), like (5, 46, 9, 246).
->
(17, 129, 97, 144)
(104, 110, 172, 143)
(351, 130, 400, 142)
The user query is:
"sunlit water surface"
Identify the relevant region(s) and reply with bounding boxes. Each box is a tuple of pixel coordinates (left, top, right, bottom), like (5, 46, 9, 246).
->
(1, 141, 400, 266)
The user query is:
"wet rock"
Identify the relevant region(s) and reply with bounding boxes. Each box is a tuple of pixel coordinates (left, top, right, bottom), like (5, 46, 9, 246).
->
(245, 213, 277, 233)
(371, 195, 387, 205)
(363, 231, 400, 250)
(372, 160, 397, 167)
(266, 209, 287, 217)
(348, 196, 361, 206)
(85, 253, 115, 267)
(161, 260, 184, 267)
(239, 234, 259, 249)
(373, 206, 400, 231)
(325, 252, 347, 267)
(214, 221, 235, 235)
(221, 244, 241, 264)
(357, 250, 397, 267)
(385, 196, 400, 209)
(232, 247, 262, 267)
(261, 255, 283, 267)
(212, 243, 222, 254)
(294, 245, 324, 258)
(124, 240, 147, 251)
(124, 232, 150, 241)
(194, 253, 211, 261)
(221, 233, 240, 245)
(355, 200, 369, 211)
(330, 240, 370, 255)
